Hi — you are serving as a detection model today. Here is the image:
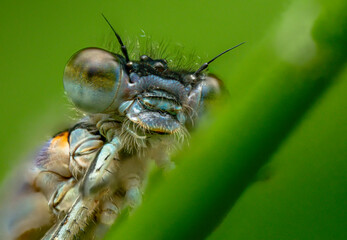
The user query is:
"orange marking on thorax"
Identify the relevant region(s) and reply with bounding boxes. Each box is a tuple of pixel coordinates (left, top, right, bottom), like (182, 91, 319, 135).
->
(50, 131, 69, 149)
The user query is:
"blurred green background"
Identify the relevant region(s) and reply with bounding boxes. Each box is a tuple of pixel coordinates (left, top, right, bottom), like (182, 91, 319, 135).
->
(0, 0, 346, 239)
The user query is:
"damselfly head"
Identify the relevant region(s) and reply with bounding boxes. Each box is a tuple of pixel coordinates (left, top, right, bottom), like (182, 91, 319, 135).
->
(63, 15, 244, 135)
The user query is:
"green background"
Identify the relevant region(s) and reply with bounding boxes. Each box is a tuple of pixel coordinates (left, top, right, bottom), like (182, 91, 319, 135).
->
(0, 0, 346, 239)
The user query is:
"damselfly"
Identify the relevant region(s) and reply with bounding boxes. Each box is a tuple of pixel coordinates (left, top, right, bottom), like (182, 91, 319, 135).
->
(0, 15, 244, 240)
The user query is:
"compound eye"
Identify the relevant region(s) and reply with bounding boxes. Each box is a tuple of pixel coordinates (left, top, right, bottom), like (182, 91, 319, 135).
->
(63, 48, 126, 113)
(201, 75, 222, 99)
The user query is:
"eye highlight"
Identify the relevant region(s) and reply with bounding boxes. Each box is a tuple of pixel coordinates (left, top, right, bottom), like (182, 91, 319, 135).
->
(63, 48, 126, 113)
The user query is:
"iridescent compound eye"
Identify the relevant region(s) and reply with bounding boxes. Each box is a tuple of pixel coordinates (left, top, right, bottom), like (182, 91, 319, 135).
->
(63, 48, 128, 113)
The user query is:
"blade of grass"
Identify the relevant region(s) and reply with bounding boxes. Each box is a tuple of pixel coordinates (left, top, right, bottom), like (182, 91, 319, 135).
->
(208, 64, 347, 240)
(105, 0, 347, 239)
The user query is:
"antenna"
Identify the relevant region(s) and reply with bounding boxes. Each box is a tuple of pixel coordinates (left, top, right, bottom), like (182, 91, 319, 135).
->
(101, 14, 130, 62)
(193, 42, 245, 76)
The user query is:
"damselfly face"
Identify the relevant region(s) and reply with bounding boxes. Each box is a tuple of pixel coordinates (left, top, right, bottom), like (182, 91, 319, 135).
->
(63, 47, 221, 136)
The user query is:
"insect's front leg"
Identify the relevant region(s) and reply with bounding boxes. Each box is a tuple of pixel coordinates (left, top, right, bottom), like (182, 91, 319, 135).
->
(47, 178, 78, 216)
(34, 170, 75, 208)
(36, 127, 105, 219)
(45, 137, 122, 240)
(81, 137, 121, 196)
